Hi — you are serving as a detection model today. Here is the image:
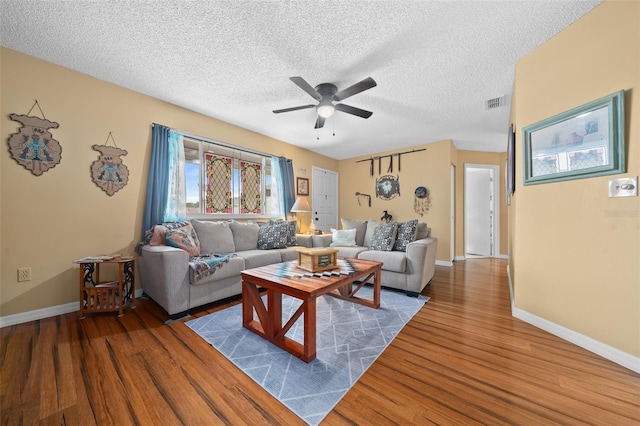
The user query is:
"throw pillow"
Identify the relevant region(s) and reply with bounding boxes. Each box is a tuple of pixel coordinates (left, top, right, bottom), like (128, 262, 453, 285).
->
(416, 222, 430, 239)
(393, 219, 419, 252)
(329, 228, 357, 247)
(341, 218, 367, 247)
(149, 224, 169, 246)
(191, 220, 236, 254)
(364, 219, 383, 247)
(229, 221, 260, 251)
(369, 222, 398, 251)
(284, 220, 297, 246)
(257, 223, 290, 249)
(165, 222, 200, 256)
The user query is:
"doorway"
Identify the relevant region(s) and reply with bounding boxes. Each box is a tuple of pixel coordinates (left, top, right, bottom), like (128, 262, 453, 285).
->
(464, 164, 500, 258)
(311, 167, 338, 232)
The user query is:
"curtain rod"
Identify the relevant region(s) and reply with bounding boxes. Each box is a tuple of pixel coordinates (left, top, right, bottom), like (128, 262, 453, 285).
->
(354, 148, 426, 163)
(153, 123, 274, 159)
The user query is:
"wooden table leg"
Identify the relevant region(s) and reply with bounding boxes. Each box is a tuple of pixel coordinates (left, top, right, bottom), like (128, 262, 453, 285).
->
(303, 297, 316, 362)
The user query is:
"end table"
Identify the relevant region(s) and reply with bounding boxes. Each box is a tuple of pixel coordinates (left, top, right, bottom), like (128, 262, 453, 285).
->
(74, 256, 137, 318)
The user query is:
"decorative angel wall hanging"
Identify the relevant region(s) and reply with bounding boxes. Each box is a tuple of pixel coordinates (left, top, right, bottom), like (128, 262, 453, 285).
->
(91, 132, 129, 196)
(7, 106, 62, 176)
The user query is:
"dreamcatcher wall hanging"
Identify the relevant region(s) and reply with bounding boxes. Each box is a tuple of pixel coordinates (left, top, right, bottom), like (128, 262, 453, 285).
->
(375, 175, 400, 200)
(414, 186, 432, 216)
(91, 132, 129, 196)
(7, 100, 62, 176)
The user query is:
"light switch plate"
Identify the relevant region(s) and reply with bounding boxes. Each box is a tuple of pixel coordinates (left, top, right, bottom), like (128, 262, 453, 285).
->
(608, 177, 638, 198)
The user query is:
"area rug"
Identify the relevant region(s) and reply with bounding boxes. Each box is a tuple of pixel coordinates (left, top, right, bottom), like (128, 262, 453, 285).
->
(186, 286, 428, 425)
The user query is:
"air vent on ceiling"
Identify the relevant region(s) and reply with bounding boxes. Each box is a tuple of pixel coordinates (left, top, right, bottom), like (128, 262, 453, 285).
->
(486, 96, 506, 110)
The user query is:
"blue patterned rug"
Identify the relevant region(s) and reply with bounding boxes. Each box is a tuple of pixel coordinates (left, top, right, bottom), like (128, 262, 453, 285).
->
(186, 286, 428, 425)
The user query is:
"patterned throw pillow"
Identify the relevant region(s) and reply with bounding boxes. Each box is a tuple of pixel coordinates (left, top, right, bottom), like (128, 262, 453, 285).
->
(269, 219, 298, 246)
(285, 220, 297, 246)
(257, 223, 290, 249)
(165, 222, 201, 256)
(369, 222, 398, 251)
(393, 219, 418, 252)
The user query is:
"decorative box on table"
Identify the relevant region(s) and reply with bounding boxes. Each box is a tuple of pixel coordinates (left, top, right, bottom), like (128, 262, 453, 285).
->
(296, 247, 339, 272)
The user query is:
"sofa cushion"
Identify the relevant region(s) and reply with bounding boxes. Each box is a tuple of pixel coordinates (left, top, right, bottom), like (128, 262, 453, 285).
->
(393, 219, 418, 252)
(257, 222, 290, 249)
(364, 219, 383, 247)
(189, 256, 245, 285)
(358, 250, 407, 273)
(278, 247, 301, 262)
(369, 222, 398, 251)
(333, 246, 369, 258)
(416, 222, 430, 239)
(165, 222, 200, 256)
(238, 249, 283, 269)
(191, 220, 236, 254)
(229, 221, 260, 251)
(330, 228, 357, 247)
(341, 218, 367, 247)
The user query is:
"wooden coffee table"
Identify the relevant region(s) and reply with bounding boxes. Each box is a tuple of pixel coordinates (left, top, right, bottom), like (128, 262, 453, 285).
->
(241, 258, 382, 362)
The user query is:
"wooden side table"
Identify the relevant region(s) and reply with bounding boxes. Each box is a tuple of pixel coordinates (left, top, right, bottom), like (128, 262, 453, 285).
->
(74, 256, 137, 318)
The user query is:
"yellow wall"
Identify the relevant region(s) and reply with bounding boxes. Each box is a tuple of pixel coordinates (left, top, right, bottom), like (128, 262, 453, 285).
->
(338, 140, 454, 262)
(0, 47, 337, 317)
(513, 1, 639, 356)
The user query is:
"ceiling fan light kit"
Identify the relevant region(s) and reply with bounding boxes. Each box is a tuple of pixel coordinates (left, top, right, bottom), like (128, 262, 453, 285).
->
(274, 76, 376, 129)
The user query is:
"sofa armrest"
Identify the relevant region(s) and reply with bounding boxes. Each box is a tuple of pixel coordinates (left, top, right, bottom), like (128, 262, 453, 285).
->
(405, 237, 438, 294)
(311, 234, 333, 248)
(295, 234, 313, 248)
(139, 245, 191, 315)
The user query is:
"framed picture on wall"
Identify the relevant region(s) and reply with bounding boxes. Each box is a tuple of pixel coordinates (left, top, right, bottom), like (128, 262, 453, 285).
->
(296, 177, 309, 195)
(522, 90, 625, 185)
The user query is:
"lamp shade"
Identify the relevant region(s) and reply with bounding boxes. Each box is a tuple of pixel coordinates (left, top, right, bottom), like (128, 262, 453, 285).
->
(290, 197, 311, 212)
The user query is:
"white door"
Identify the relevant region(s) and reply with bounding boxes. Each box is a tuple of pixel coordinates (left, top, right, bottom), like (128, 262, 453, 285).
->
(464, 164, 499, 257)
(312, 167, 338, 232)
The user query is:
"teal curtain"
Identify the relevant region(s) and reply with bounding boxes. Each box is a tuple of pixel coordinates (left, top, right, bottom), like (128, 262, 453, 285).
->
(142, 124, 185, 237)
(271, 156, 295, 219)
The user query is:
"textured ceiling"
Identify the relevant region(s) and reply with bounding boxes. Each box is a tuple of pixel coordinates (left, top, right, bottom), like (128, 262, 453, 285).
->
(1, 1, 602, 160)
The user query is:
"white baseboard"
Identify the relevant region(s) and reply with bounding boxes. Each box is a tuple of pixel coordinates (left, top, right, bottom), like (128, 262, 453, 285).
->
(0, 289, 145, 328)
(436, 260, 453, 267)
(454, 255, 466, 261)
(511, 303, 640, 374)
(497, 254, 509, 259)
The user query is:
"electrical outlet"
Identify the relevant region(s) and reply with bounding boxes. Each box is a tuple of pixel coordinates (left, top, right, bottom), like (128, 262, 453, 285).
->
(18, 267, 31, 282)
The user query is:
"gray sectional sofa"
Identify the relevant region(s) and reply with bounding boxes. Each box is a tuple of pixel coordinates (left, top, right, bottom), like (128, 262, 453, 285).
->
(139, 218, 437, 318)
(301, 218, 438, 297)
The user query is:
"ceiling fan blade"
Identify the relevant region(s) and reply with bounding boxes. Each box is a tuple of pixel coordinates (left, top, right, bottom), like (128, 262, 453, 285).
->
(333, 77, 377, 101)
(335, 103, 373, 119)
(290, 76, 322, 101)
(314, 115, 326, 129)
(273, 104, 315, 114)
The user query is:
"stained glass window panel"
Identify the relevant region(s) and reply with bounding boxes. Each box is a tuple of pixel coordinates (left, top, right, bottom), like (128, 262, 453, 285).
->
(240, 160, 261, 214)
(205, 153, 232, 213)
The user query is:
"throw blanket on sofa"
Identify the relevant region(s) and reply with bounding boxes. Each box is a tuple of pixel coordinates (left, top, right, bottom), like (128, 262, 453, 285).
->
(189, 253, 236, 283)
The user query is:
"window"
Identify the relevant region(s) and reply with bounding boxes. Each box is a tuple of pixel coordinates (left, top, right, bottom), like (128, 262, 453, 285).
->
(183, 137, 280, 218)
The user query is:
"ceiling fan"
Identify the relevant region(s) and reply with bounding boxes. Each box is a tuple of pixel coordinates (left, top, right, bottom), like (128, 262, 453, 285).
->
(273, 76, 377, 129)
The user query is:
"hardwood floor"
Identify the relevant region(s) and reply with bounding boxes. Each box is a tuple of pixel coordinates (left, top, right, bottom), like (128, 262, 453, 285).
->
(2, 259, 639, 425)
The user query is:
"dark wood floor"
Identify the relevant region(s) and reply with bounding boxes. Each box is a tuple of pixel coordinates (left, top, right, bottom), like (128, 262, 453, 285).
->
(2, 259, 639, 425)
